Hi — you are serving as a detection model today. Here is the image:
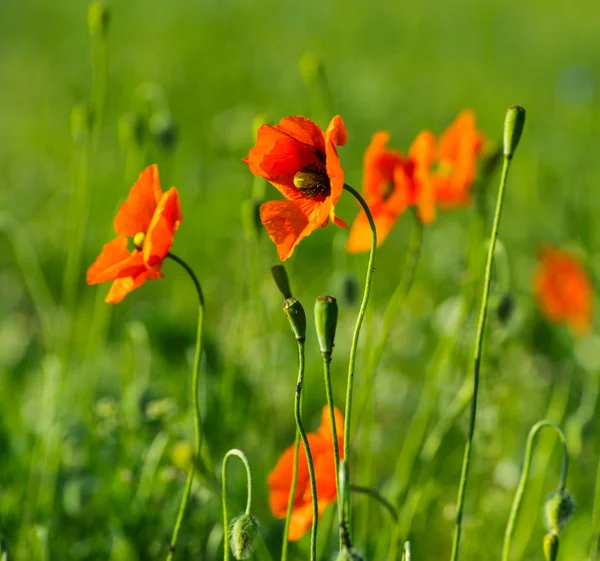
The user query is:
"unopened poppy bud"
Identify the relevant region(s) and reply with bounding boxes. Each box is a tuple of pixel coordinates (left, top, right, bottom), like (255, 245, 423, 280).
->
(271, 265, 293, 299)
(241, 199, 262, 240)
(118, 112, 146, 151)
(87, 1, 110, 37)
(149, 112, 177, 152)
(335, 547, 365, 561)
(543, 533, 559, 561)
(315, 295, 338, 355)
(133, 232, 146, 251)
(544, 489, 576, 535)
(283, 298, 306, 341)
(229, 513, 259, 560)
(299, 52, 322, 86)
(70, 103, 94, 146)
(503, 105, 526, 159)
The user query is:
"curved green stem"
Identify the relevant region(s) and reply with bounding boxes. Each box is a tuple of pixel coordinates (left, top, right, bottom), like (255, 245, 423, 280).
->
(449, 152, 513, 561)
(222, 449, 254, 561)
(349, 484, 398, 523)
(502, 421, 569, 561)
(591, 455, 600, 561)
(342, 183, 377, 540)
(322, 352, 342, 546)
(355, 210, 422, 432)
(165, 253, 205, 561)
(281, 431, 300, 561)
(295, 338, 319, 561)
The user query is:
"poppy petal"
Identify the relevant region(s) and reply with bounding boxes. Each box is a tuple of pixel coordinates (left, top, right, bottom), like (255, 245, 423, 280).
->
(324, 115, 347, 208)
(275, 116, 326, 154)
(87, 237, 146, 284)
(144, 187, 182, 267)
(114, 164, 163, 236)
(105, 273, 150, 304)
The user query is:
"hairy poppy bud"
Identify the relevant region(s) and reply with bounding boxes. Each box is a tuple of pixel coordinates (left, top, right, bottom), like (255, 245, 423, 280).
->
(149, 112, 177, 152)
(544, 489, 576, 535)
(87, 1, 110, 37)
(70, 103, 94, 146)
(283, 298, 306, 341)
(503, 105, 526, 159)
(543, 533, 559, 561)
(118, 112, 146, 151)
(315, 295, 338, 355)
(241, 199, 263, 240)
(271, 265, 293, 299)
(229, 513, 259, 560)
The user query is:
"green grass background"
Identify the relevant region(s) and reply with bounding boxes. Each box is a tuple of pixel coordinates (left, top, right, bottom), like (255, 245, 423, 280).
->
(1, 0, 600, 559)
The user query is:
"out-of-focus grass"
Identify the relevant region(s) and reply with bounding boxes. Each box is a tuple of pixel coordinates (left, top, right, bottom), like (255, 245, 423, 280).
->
(1, 0, 600, 559)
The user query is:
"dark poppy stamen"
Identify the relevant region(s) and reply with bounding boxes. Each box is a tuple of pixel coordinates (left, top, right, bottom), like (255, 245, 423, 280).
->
(293, 162, 331, 200)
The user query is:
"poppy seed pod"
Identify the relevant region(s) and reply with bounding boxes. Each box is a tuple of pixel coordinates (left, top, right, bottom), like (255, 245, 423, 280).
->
(314, 295, 338, 355)
(271, 265, 293, 299)
(283, 298, 306, 341)
(87, 1, 110, 37)
(544, 489, 576, 535)
(503, 105, 526, 159)
(229, 513, 259, 560)
(543, 533, 559, 561)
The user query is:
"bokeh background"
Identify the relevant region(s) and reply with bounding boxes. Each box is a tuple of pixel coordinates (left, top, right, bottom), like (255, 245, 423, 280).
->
(1, 0, 600, 559)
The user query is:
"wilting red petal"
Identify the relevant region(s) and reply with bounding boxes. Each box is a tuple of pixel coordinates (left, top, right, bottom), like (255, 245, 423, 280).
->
(114, 164, 163, 236)
(144, 187, 182, 267)
(87, 237, 146, 285)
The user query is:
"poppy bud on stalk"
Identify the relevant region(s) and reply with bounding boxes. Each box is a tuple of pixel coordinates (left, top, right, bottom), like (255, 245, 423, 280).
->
(271, 265, 293, 299)
(314, 295, 338, 356)
(87, 1, 110, 37)
(544, 488, 576, 535)
(229, 513, 260, 560)
(543, 533, 559, 561)
(283, 298, 306, 342)
(503, 105, 526, 159)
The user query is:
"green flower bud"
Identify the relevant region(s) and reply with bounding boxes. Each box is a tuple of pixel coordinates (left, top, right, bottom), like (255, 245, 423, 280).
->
(543, 533, 559, 561)
(283, 298, 306, 341)
(544, 489, 576, 535)
(149, 112, 177, 152)
(271, 265, 292, 299)
(229, 513, 259, 560)
(70, 103, 94, 146)
(241, 199, 263, 240)
(503, 105, 526, 159)
(314, 295, 338, 355)
(87, 1, 110, 37)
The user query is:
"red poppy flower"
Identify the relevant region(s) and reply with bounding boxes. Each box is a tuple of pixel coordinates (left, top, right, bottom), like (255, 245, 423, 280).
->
(533, 246, 593, 335)
(346, 110, 483, 253)
(87, 164, 182, 303)
(268, 406, 344, 541)
(243, 115, 348, 260)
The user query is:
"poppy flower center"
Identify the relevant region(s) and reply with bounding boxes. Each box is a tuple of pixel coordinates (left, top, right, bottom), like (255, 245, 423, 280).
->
(293, 163, 331, 200)
(381, 180, 395, 201)
(133, 231, 146, 251)
(435, 160, 455, 178)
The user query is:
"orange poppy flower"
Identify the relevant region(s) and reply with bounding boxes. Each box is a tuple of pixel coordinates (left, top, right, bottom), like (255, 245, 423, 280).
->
(533, 246, 593, 335)
(243, 115, 348, 260)
(346, 110, 483, 253)
(87, 164, 182, 303)
(268, 405, 344, 541)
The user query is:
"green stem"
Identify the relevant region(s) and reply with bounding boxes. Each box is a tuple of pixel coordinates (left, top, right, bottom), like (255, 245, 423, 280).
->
(501, 421, 569, 561)
(449, 153, 513, 561)
(322, 352, 342, 546)
(349, 484, 398, 523)
(592, 455, 600, 561)
(294, 338, 319, 561)
(355, 211, 422, 433)
(281, 430, 300, 561)
(165, 253, 205, 561)
(342, 183, 377, 540)
(222, 449, 254, 561)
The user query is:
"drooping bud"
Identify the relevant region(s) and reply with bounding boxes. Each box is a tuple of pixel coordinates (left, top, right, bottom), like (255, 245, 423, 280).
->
(149, 111, 177, 152)
(87, 1, 110, 37)
(229, 513, 260, 560)
(544, 489, 576, 535)
(70, 103, 94, 146)
(271, 265, 293, 299)
(241, 199, 263, 240)
(314, 295, 338, 355)
(503, 105, 526, 159)
(543, 533, 559, 561)
(283, 298, 306, 341)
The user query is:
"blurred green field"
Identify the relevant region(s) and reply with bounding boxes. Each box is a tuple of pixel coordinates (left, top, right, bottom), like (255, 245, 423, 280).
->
(1, 0, 600, 559)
